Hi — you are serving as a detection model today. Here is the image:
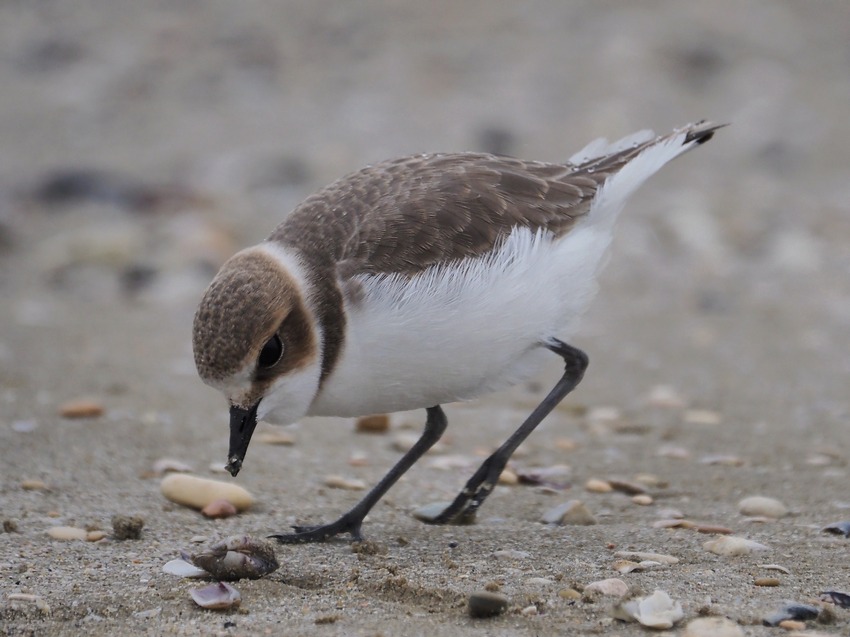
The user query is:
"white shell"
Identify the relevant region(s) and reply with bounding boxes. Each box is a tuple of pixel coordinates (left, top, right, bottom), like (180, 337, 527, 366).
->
(189, 582, 241, 610)
(162, 558, 208, 578)
(613, 589, 684, 629)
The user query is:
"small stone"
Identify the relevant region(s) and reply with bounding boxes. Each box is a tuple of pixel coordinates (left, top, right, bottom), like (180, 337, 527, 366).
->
(704, 536, 768, 556)
(614, 551, 679, 564)
(778, 620, 805, 631)
(47, 526, 88, 541)
(355, 414, 391, 434)
(585, 478, 613, 493)
(632, 494, 653, 506)
(700, 454, 744, 466)
(634, 474, 667, 488)
(348, 451, 369, 466)
(607, 478, 646, 495)
(520, 604, 538, 616)
(738, 496, 788, 519)
(541, 500, 597, 525)
(584, 578, 628, 597)
(820, 590, 850, 608)
(468, 591, 509, 618)
(683, 409, 722, 425)
(324, 475, 367, 490)
(754, 577, 781, 586)
(558, 588, 581, 600)
(151, 458, 193, 475)
(411, 502, 476, 525)
(256, 431, 296, 445)
(682, 617, 744, 637)
(111, 514, 144, 540)
(3, 519, 20, 533)
(86, 530, 107, 542)
(516, 464, 571, 488)
(59, 398, 104, 419)
(160, 474, 254, 511)
(498, 467, 519, 485)
(656, 508, 685, 519)
(657, 445, 691, 459)
(21, 479, 49, 491)
(759, 564, 790, 574)
(694, 523, 734, 534)
(201, 499, 238, 519)
(821, 521, 850, 537)
(653, 518, 695, 529)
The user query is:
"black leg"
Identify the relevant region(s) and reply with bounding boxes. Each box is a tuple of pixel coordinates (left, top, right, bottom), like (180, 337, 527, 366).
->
(271, 405, 448, 543)
(427, 339, 588, 525)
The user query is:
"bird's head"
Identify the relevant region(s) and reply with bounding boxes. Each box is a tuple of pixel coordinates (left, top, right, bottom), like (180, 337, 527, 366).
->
(192, 244, 321, 476)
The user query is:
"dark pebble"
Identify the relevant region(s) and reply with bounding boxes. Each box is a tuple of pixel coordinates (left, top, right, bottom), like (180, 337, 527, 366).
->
(762, 602, 820, 626)
(822, 521, 850, 537)
(821, 590, 850, 609)
(468, 591, 509, 618)
(112, 514, 144, 540)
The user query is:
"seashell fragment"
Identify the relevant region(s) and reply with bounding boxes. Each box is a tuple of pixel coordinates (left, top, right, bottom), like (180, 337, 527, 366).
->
(411, 501, 476, 525)
(163, 558, 208, 578)
(181, 535, 279, 580)
(151, 458, 194, 475)
(201, 499, 238, 519)
(682, 617, 744, 637)
(820, 590, 850, 608)
(323, 475, 367, 490)
(517, 464, 571, 488)
(612, 589, 684, 629)
(160, 474, 254, 511)
(614, 551, 679, 564)
(584, 578, 629, 597)
(189, 582, 241, 610)
(704, 536, 768, 556)
(762, 602, 820, 626)
(541, 500, 597, 525)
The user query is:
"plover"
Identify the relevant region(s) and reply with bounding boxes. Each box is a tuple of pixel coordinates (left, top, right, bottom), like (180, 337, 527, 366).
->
(193, 121, 721, 542)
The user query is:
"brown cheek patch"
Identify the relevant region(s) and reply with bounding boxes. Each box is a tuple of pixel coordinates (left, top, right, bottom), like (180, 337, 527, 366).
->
(253, 295, 317, 386)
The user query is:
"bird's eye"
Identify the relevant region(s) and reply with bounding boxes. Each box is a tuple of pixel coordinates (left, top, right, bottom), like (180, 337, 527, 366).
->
(257, 334, 283, 369)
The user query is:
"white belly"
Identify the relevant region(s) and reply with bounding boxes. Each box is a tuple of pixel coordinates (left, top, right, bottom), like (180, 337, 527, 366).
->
(307, 224, 612, 417)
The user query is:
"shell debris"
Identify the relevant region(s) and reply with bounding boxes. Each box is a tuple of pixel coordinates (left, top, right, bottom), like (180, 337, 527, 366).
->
(180, 535, 279, 581)
(189, 582, 241, 610)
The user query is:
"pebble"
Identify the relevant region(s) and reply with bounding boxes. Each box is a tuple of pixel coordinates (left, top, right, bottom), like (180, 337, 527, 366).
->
(606, 478, 646, 495)
(59, 398, 104, 419)
(778, 620, 806, 631)
(558, 588, 581, 600)
(189, 582, 241, 610)
(86, 530, 107, 542)
(4, 519, 19, 533)
(468, 591, 509, 618)
(657, 445, 691, 459)
(21, 479, 49, 491)
(348, 451, 369, 466)
(411, 502, 476, 525)
(584, 578, 628, 597)
(612, 589, 684, 629)
(585, 478, 613, 493)
(682, 617, 744, 637)
(11, 420, 38, 433)
(151, 458, 193, 475)
(160, 474, 254, 511)
(541, 500, 597, 525)
(632, 494, 653, 506)
(738, 496, 788, 519)
(704, 536, 768, 556)
(520, 604, 538, 616)
(762, 602, 819, 626)
(47, 526, 88, 541)
(112, 514, 144, 540)
(613, 560, 661, 574)
(759, 563, 790, 574)
(694, 523, 734, 534)
(324, 475, 366, 490)
(355, 414, 391, 433)
(256, 431, 296, 445)
(820, 590, 850, 608)
(614, 551, 679, 564)
(201, 499, 238, 519)
(683, 409, 722, 425)
(700, 454, 744, 466)
(821, 521, 850, 537)
(497, 467, 519, 485)
(754, 577, 781, 586)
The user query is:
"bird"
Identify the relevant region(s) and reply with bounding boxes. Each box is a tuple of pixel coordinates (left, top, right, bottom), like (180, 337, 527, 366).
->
(192, 121, 721, 543)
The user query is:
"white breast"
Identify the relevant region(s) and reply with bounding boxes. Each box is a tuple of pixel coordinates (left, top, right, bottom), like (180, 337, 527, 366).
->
(307, 222, 613, 417)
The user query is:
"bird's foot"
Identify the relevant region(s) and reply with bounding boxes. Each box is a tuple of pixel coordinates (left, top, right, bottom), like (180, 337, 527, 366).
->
(270, 513, 363, 543)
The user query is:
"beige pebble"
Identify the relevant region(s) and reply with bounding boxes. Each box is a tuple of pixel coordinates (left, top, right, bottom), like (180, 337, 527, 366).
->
(59, 398, 104, 419)
(558, 588, 581, 600)
(646, 385, 687, 408)
(585, 478, 612, 493)
(778, 620, 805, 631)
(21, 479, 49, 491)
(584, 578, 628, 597)
(682, 617, 744, 637)
(47, 526, 88, 541)
(614, 551, 679, 564)
(201, 499, 238, 518)
(324, 475, 367, 490)
(632, 494, 653, 506)
(355, 414, 391, 434)
(541, 500, 597, 525)
(703, 536, 768, 556)
(738, 496, 788, 519)
(683, 409, 722, 425)
(256, 431, 296, 445)
(86, 530, 107, 542)
(498, 467, 519, 485)
(754, 577, 781, 586)
(160, 474, 254, 511)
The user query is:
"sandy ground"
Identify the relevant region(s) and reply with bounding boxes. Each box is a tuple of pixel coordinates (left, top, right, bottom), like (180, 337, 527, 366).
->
(2, 2, 850, 635)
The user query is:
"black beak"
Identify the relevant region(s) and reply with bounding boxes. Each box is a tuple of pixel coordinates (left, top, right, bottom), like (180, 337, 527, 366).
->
(226, 402, 260, 477)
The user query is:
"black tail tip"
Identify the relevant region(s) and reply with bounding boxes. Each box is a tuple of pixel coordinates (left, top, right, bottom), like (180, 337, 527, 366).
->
(685, 121, 729, 145)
